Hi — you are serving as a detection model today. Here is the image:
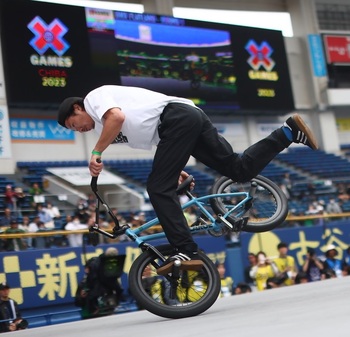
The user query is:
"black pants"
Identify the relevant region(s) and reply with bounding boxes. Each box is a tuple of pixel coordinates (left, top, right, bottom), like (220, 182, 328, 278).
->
(147, 103, 291, 253)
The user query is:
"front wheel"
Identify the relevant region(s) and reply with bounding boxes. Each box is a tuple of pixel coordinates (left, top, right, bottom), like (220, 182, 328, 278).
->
(129, 245, 221, 319)
(210, 175, 288, 233)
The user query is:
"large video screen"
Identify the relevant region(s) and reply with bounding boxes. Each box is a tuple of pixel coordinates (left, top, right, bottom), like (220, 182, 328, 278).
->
(0, 0, 294, 114)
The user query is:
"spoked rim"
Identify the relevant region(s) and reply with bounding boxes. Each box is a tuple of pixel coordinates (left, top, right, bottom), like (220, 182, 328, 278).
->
(129, 246, 221, 319)
(210, 175, 288, 233)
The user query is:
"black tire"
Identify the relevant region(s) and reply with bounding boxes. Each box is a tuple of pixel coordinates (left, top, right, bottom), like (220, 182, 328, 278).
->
(129, 245, 221, 319)
(210, 175, 288, 233)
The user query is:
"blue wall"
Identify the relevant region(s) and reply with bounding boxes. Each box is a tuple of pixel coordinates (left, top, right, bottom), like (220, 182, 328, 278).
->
(0, 235, 226, 310)
(1, 219, 350, 310)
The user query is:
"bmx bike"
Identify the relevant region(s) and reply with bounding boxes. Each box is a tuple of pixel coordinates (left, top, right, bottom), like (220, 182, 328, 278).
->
(89, 172, 288, 319)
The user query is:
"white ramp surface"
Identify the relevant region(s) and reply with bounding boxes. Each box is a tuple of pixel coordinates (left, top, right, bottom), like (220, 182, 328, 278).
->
(14, 277, 348, 337)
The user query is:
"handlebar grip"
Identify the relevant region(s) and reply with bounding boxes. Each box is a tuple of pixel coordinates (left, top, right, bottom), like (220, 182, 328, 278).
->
(90, 158, 102, 191)
(91, 176, 98, 191)
(176, 175, 194, 195)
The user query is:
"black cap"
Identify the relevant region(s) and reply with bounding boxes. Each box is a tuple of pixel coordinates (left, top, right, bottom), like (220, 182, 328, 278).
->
(0, 282, 10, 290)
(57, 97, 83, 128)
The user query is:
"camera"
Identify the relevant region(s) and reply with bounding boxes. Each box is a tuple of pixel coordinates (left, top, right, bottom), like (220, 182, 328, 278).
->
(15, 319, 28, 330)
(307, 248, 315, 257)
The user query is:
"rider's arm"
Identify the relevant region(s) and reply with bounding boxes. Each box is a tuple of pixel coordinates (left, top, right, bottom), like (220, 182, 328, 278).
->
(94, 107, 125, 153)
(90, 108, 125, 176)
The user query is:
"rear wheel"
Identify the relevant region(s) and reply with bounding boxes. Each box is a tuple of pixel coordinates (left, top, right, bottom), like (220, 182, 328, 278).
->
(210, 175, 288, 233)
(129, 245, 221, 319)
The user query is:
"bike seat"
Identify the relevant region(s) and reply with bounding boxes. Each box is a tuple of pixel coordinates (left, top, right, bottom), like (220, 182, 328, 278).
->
(176, 175, 194, 195)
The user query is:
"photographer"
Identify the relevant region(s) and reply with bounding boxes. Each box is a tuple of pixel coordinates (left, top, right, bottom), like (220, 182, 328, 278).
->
(75, 247, 125, 319)
(302, 247, 324, 282)
(0, 283, 28, 332)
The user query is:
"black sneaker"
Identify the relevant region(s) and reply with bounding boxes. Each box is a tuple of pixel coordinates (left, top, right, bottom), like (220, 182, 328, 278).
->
(157, 252, 203, 276)
(284, 114, 318, 150)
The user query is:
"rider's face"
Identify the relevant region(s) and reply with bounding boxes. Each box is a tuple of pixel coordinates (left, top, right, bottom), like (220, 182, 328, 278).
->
(65, 105, 95, 133)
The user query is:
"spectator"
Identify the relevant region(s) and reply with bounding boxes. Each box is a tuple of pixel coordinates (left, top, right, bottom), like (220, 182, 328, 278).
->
(26, 216, 40, 248)
(321, 268, 336, 280)
(244, 252, 258, 287)
(18, 216, 31, 248)
(27, 216, 39, 233)
(36, 204, 54, 229)
(294, 271, 309, 284)
(45, 202, 61, 219)
(140, 264, 164, 305)
(323, 244, 346, 278)
(14, 187, 26, 217)
(3, 220, 27, 251)
(0, 208, 16, 227)
(34, 221, 50, 249)
(216, 262, 234, 297)
(4, 185, 16, 211)
(64, 215, 88, 247)
(343, 246, 350, 276)
(233, 282, 252, 295)
(0, 283, 28, 332)
(325, 198, 342, 214)
(28, 183, 44, 209)
(75, 247, 125, 318)
(18, 216, 30, 232)
(302, 247, 324, 282)
(76, 198, 88, 211)
(74, 200, 90, 224)
(139, 264, 180, 307)
(249, 251, 279, 291)
(273, 242, 297, 286)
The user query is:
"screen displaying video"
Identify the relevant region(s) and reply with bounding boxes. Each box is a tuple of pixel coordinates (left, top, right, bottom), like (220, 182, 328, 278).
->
(0, 1, 295, 115)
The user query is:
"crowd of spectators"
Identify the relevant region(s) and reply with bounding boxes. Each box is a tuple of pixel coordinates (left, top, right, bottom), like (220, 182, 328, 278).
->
(242, 242, 350, 294)
(0, 181, 154, 251)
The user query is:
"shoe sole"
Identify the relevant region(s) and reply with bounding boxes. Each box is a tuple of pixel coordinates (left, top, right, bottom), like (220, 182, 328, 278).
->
(292, 114, 318, 150)
(157, 260, 204, 276)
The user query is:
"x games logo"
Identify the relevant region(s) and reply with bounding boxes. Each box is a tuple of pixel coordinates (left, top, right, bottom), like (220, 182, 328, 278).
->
(27, 16, 70, 56)
(245, 39, 278, 82)
(27, 15, 73, 74)
(245, 40, 275, 71)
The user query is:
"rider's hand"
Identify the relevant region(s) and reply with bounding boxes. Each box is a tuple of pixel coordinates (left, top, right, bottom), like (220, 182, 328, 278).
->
(89, 155, 103, 176)
(178, 171, 195, 190)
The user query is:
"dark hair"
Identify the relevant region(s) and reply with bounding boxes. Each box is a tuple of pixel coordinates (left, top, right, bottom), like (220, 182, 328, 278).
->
(277, 242, 288, 249)
(57, 97, 84, 128)
(234, 282, 252, 294)
(307, 247, 315, 256)
(295, 271, 308, 284)
(322, 268, 336, 279)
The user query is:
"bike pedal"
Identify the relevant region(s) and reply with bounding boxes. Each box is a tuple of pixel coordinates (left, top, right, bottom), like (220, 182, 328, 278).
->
(234, 216, 249, 231)
(217, 215, 233, 230)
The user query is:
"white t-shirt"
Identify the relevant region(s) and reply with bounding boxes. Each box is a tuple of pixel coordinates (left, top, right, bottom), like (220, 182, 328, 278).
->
(84, 85, 196, 150)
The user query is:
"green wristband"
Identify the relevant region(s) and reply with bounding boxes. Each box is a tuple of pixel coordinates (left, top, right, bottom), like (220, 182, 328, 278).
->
(91, 150, 102, 156)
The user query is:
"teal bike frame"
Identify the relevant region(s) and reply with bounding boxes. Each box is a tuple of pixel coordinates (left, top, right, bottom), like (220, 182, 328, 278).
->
(89, 175, 252, 247)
